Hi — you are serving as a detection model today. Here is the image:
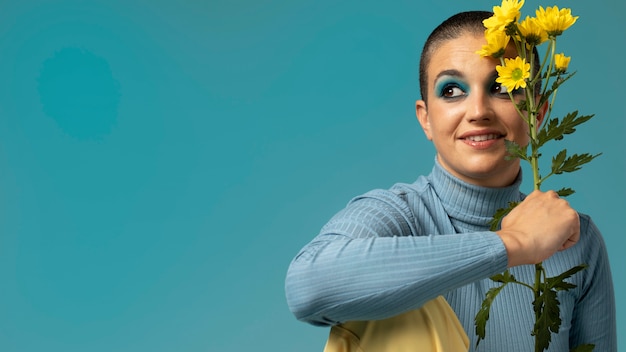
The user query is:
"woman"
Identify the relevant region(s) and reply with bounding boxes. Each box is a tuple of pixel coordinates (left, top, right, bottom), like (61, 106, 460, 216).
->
(285, 11, 616, 351)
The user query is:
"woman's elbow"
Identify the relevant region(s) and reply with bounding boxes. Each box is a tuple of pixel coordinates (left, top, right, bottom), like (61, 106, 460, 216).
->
(284, 259, 334, 326)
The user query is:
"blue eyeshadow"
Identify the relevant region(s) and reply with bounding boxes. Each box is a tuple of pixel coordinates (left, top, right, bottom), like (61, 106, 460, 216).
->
(435, 77, 469, 97)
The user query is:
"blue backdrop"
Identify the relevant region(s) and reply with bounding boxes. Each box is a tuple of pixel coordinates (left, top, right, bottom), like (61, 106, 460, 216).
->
(1, 1, 623, 351)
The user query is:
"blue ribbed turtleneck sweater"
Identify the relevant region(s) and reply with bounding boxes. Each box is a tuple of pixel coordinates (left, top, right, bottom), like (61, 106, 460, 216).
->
(285, 160, 616, 351)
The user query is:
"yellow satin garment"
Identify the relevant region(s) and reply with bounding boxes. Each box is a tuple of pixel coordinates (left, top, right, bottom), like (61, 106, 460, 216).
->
(323, 296, 469, 352)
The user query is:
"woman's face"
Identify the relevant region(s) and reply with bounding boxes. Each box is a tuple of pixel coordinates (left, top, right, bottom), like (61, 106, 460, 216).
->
(416, 32, 540, 188)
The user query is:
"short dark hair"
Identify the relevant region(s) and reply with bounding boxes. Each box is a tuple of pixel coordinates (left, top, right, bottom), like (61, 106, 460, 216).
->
(418, 11, 540, 102)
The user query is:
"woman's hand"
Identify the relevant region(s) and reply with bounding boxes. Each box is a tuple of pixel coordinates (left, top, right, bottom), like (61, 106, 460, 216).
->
(496, 190, 580, 267)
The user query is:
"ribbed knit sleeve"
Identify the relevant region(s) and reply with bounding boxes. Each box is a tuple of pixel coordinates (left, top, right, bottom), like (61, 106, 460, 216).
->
(444, 214, 616, 351)
(285, 161, 616, 350)
(568, 215, 617, 351)
(285, 184, 509, 326)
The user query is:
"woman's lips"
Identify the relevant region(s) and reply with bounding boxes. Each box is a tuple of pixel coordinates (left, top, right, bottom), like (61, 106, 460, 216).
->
(460, 133, 504, 149)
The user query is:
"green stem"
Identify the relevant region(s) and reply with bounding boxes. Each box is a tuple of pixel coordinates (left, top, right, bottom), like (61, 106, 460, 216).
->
(542, 76, 561, 134)
(540, 39, 557, 105)
(541, 39, 560, 136)
(534, 262, 544, 352)
(526, 60, 544, 352)
(526, 83, 541, 191)
(539, 171, 555, 186)
(528, 38, 559, 352)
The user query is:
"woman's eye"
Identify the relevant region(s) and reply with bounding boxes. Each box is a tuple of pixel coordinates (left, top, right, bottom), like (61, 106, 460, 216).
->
(492, 82, 522, 97)
(492, 82, 509, 95)
(440, 85, 465, 98)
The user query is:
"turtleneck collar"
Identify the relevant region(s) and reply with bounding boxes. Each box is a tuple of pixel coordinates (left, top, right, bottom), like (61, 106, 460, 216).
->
(426, 159, 524, 231)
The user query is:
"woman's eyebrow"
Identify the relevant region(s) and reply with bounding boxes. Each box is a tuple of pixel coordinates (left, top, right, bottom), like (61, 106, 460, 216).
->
(487, 71, 499, 83)
(434, 69, 464, 81)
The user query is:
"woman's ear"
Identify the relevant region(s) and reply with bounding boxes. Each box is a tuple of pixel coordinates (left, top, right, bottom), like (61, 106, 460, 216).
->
(537, 100, 549, 129)
(416, 100, 433, 140)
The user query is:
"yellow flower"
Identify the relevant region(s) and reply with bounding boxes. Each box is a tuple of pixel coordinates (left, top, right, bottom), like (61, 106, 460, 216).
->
(554, 53, 571, 72)
(535, 6, 578, 36)
(477, 30, 510, 58)
(483, 0, 525, 33)
(496, 56, 531, 91)
(518, 16, 548, 47)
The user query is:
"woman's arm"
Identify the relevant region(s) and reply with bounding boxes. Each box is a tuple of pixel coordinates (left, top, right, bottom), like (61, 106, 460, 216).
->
(569, 216, 617, 351)
(285, 189, 508, 326)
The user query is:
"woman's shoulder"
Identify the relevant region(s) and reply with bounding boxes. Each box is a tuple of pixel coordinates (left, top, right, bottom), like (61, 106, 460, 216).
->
(350, 175, 433, 206)
(577, 212, 608, 250)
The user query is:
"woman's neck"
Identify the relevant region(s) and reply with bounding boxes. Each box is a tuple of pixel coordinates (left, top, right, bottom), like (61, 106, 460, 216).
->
(428, 159, 524, 231)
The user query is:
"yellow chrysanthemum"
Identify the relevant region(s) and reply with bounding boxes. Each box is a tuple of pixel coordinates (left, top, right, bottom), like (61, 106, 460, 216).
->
(483, 0, 525, 33)
(554, 53, 571, 72)
(518, 16, 548, 47)
(496, 56, 530, 91)
(477, 30, 511, 58)
(535, 6, 578, 36)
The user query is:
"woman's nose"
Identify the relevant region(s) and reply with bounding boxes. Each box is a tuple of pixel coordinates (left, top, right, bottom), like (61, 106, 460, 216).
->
(466, 92, 494, 122)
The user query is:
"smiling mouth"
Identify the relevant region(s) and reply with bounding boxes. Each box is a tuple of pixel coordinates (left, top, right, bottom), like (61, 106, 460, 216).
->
(463, 134, 503, 142)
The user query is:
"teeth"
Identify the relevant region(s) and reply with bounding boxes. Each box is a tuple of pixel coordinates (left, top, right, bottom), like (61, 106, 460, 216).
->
(466, 134, 499, 142)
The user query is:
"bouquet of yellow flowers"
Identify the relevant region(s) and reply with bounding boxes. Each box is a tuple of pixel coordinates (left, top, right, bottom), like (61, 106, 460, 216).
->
(473, 1, 599, 351)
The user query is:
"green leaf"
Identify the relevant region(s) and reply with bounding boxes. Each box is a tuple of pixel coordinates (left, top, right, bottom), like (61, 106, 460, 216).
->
(549, 71, 576, 92)
(546, 264, 587, 291)
(537, 71, 577, 108)
(560, 112, 594, 136)
(490, 269, 517, 284)
(537, 111, 595, 148)
(475, 283, 508, 348)
(551, 149, 568, 174)
(488, 202, 519, 231)
(550, 280, 576, 291)
(515, 99, 529, 112)
(504, 139, 528, 161)
(476, 269, 529, 347)
(532, 287, 561, 351)
(570, 344, 595, 352)
(554, 152, 601, 174)
(556, 187, 575, 197)
(531, 264, 588, 351)
(538, 115, 559, 140)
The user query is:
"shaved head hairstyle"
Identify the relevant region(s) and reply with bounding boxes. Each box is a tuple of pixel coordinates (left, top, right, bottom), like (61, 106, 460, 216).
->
(418, 11, 540, 103)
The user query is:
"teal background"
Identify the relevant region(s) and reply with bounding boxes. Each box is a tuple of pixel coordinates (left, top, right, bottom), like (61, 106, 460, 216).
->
(0, 1, 623, 351)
